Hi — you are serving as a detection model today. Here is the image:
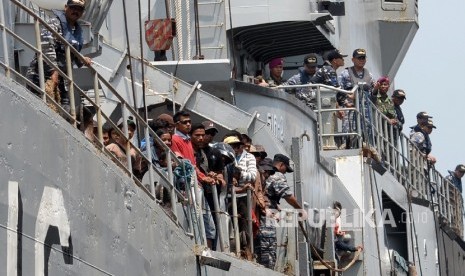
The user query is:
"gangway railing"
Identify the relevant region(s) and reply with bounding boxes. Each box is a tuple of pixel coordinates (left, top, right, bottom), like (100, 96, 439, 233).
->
(0, 0, 208, 246)
(273, 82, 464, 238)
(1, 0, 271, 262)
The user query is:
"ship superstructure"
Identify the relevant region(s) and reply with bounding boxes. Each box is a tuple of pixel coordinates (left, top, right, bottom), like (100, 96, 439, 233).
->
(1, 0, 464, 275)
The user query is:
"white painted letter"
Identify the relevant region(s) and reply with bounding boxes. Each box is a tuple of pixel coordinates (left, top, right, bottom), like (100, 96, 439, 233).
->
(7, 181, 19, 276)
(35, 186, 71, 276)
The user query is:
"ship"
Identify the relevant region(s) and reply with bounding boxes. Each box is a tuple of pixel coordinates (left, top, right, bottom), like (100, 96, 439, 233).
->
(1, 0, 464, 275)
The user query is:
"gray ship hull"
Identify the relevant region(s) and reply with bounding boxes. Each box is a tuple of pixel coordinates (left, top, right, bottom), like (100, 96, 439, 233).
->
(0, 75, 282, 276)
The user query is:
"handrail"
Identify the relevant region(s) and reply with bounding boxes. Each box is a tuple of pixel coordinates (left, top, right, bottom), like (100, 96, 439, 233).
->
(274, 81, 464, 238)
(1, 0, 207, 245)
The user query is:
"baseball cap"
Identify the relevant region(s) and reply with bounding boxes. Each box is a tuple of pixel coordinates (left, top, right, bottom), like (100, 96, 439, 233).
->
(424, 119, 436, 129)
(456, 164, 465, 172)
(259, 158, 275, 172)
(392, 89, 406, 99)
(273, 153, 294, 173)
(223, 136, 243, 145)
(67, 0, 86, 8)
(416, 111, 432, 120)
(304, 54, 318, 67)
(202, 120, 218, 133)
(352, 48, 366, 58)
(327, 50, 347, 61)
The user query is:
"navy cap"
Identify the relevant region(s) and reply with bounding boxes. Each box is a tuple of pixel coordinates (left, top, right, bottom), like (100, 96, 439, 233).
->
(392, 89, 406, 99)
(327, 50, 347, 61)
(304, 54, 318, 66)
(273, 153, 294, 173)
(416, 111, 432, 120)
(352, 48, 366, 58)
(456, 164, 465, 173)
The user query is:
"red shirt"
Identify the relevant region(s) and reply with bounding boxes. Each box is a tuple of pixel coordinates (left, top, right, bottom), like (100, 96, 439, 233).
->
(171, 131, 209, 183)
(171, 133, 196, 165)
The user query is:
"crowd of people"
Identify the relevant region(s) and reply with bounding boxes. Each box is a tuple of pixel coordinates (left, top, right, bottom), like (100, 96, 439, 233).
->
(22, 0, 463, 269)
(255, 48, 464, 195)
(97, 110, 306, 269)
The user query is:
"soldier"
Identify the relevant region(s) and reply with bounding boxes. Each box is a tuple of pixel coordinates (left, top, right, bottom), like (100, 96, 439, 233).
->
(410, 111, 432, 133)
(392, 89, 406, 132)
(26, 0, 92, 112)
(410, 119, 437, 164)
(392, 89, 406, 145)
(370, 76, 397, 124)
(266, 58, 286, 86)
(339, 49, 375, 91)
(311, 49, 347, 87)
(446, 164, 465, 193)
(337, 49, 375, 148)
(257, 154, 306, 269)
(285, 54, 319, 107)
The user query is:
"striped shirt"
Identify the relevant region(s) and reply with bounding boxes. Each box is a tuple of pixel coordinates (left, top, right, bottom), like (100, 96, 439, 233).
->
(235, 150, 257, 185)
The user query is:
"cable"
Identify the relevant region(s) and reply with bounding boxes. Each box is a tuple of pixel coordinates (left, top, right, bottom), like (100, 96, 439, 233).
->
(185, 0, 192, 59)
(121, 0, 141, 145)
(227, 0, 236, 78)
(137, 0, 148, 124)
(174, 0, 183, 60)
(298, 221, 361, 273)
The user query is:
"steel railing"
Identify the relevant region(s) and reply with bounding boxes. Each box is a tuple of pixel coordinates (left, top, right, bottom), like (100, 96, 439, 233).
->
(1, 0, 260, 257)
(275, 82, 464, 238)
(1, 0, 209, 246)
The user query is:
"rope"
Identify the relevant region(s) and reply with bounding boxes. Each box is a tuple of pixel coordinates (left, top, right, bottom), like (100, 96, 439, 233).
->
(185, 0, 192, 59)
(174, 0, 183, 60)
(298, 222, 361, 272)
(193, 0, 201, 57)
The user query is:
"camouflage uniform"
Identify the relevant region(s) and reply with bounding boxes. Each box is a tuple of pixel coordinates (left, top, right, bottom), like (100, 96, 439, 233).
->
(255, 171, 292, 269)
(446, 170, 463, 193)
(266, 75, 287, 87)
(373, 94, 396, 119)
(339, 67, 375, 148)
(285, 68, 316, 108)
(311, 64, 340, 87)
(26, 10, 85, 107)
(409, 129, 432, 155)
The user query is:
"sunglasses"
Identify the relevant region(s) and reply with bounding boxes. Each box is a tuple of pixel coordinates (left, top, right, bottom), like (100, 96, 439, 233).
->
(357, 56, 366, 60)
(177, 119, 191, 125)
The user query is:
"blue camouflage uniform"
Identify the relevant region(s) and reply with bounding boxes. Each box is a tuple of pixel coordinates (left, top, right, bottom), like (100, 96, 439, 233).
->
(338, 67, 374, 148)
(27, 10, 85, 106)
(311, 64, 340, 87)
(285, 68, 316, 107)
(409, 129, 432, 155)
(256, 171, 293, 269)
(446, 170, 463, 193)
